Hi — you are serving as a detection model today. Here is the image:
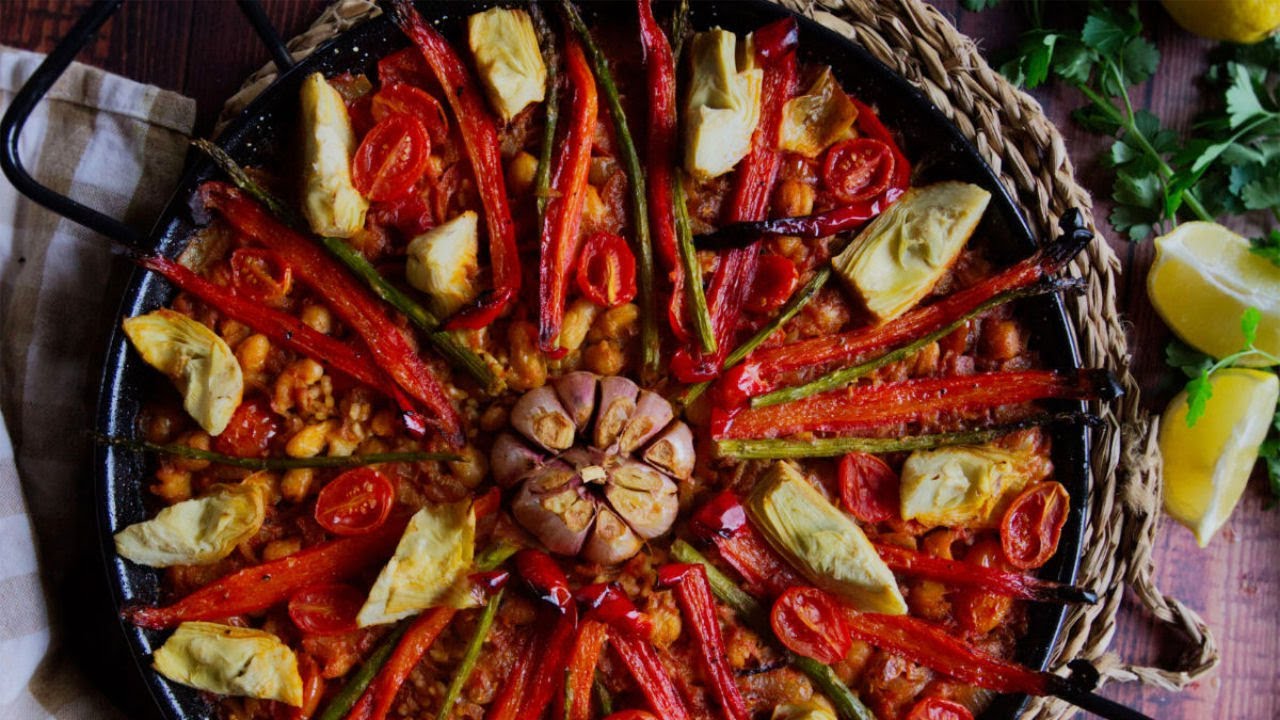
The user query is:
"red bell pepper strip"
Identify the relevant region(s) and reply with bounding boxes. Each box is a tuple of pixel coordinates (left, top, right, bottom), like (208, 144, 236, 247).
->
(125, 516, 408, 629)
(657, 564, 751, 720)
(872, 543, 1096, 605)
(671, 18, 798, 383)
(200, 182, 462, 444)
(514, 549, 574, 612)
(712, 369, 1122, 440)
(387, 0, 520, 329)
(712, 229, 1090, 405)
(636, 0, 689, 341)
(486, 632, 537, 720)
(609, 633, 691, 720)
(689, 492, 804, 600)
(517, 607, 579, 720)
(576, 583, 653, 639)
(555, 618, 610, 720)
(539, 38, 598, 353)
(344, 607, 457, 720)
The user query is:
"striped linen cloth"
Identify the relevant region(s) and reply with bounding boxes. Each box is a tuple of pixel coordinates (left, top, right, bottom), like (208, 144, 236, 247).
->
(0, 46, 194, 718)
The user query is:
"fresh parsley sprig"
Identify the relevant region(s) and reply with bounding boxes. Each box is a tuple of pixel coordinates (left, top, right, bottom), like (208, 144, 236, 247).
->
(1167, 308, 1279, 427)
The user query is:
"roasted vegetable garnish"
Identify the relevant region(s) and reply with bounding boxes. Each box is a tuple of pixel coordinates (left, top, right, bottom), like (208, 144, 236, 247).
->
(467, 7, 547, 122)
(683, 28, 763, 180)
(153, 622, 303, 706)
(406, 211, 481, 318)
(357, 502, 476, 626)
(114, 483, 265, 567)
(899, 444, 1039, 528)
(122, 309, 243, 436)
(779, 67, 858, 157)
(299, 72, 368, 238)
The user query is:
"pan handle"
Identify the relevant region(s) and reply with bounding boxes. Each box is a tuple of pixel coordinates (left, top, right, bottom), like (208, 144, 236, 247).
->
(0, 0, 294, 251)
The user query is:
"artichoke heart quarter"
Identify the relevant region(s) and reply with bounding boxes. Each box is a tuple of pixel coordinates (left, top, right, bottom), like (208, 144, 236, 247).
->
(357, 502, 475, 627)
(153, 622, 303, 706)
(300, 72, 368, 237)
(779, 68, 858, 158)
(684, 28, 763, 180)
(115, 484, 265, 567)
(467, 7, 546, 122)
(747, 461, 906, 615)
(900, 444, 1034, 528)
(406, 211, 481, 318)
(122, 309, 243, 436)
(831, 181, 991, 323)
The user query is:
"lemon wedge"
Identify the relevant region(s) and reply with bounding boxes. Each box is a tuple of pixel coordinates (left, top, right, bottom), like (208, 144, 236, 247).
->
(1161, 0, 1280, 44)
(1159, 368, 1278, 547)
(1147, 222, 1280, 363)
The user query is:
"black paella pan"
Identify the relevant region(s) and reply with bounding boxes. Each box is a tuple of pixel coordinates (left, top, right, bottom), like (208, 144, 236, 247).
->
(1, 1, 1107, 718)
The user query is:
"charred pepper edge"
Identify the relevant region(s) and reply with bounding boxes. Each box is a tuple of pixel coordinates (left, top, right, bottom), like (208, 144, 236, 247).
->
(94, 435, 460, 469)
(560, 0, 660, 380)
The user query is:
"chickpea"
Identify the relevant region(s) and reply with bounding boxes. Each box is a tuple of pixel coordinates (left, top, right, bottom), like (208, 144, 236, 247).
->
(584, 340, 625, 375)
(909, 341, 941, 377)
(280, 468, 316, 503)
(774, 178, 815, 217)
(151, 465, 192, 504)
(370, 409, 399, 438)
(448, 445, 488, 489)
(587, 303, 639, 343)
(506, 321, 546, 391)
(300, 304, 333, 335)
(507, 151, 538, 197)
(478, 404, 508, 432)
(979, 319, 1022, 361)
(285, 420, 335, 458)
(559, 298, 601, 352)
(262, 538, 302, 562)
(235, 333, 272, 385)
(582, 184, 609, 231)
(172, 431, 212, 472)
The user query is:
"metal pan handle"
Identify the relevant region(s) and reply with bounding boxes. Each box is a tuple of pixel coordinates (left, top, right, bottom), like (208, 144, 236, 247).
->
(0, 0, 294, 252)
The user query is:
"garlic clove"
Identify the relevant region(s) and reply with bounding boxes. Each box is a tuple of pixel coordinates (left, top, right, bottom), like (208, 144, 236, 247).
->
(512, 465, 596, 556)
(605, 460, 679, 540)
(491, 432, 544, 488)
(617, 390, 675, 454)
(594, 376, 639, 449)
(581, 507, 643, 565)
(511, 386, 576, 451)
(642, 421, 696, 480)
(554, 371, 598, 431)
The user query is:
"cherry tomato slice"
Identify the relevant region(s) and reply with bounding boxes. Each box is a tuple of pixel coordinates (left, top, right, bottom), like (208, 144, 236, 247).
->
(577, 232, 637, 308)
(1000, 481, 1069, 570)
(213, 396, 280, 458)
(747, 254, 799, 314)
(838, 452, 900, 524)
(371, 83, 449, 144)
(822, 137, 895, 204)
(906, 697, 975, 720)
(230, 247, 293, 308)
(377, 48, 434, 89)
(352, 114, 431, 202)
(952, 539, 1014, 635)
(288, 583, 365, 636)
(770, 587, 852, 664)
(314, 467, 395, 536)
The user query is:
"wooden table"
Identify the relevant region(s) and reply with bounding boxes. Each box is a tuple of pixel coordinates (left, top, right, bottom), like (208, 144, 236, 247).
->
(2, 1, 1276, 718)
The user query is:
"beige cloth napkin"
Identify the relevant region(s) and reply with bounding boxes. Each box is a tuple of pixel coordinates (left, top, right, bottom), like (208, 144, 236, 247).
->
(0, 46, 194, 718)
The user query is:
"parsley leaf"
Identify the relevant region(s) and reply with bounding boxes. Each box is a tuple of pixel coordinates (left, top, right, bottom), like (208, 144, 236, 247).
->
(1242, 307, 1261, 346)
(1184, 370, 1213, 427)
(1250, 229, 1280, 267)
(960, 0, 1001, 11)
(1241, 175, 1280, 210)
(1166, 340, 1213, 379)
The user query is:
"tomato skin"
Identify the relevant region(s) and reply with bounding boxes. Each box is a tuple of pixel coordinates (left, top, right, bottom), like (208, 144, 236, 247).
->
(288, 583, 365, 636)
(952, 538, 1014, 635)
(746, 254, 799, 314)
(314, 468, 396, 536)
(377, 48, 434, 89)
(230, 247, 292, 308)
(838, 452, 900, 524)
(576, 232, 637, 308)
(213, 397, 280, 458)
(906, 697, 974, 720)
(1000, 481, 1069, 570)
(371, 83, 449, 144)
(822, 137, 895, 204)
(352, 114, 432, 202)
(770, 587, 852, 664)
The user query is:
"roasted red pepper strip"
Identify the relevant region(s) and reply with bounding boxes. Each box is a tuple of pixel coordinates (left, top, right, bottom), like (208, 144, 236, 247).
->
(873, 542, 1096, 604)
(714, 231, 1090, 405)
(670, 18, 798, 383)
(540, 38, 598, 353)
(517, 607, 579, 720)
(637, 0, 688, 341)
(125, 517, 408, 629)
(514, 549, 574, 612)
(486, 632, 537, 720)
(388, 0, 519, 329)
(200, 182, 462, 443)
(344, 607, 457, 720)
(576, 583, 653, 638)
(610, 633, 691, 720)
(657, 564, 751, 720)
(556, 618, 610, 720)
(689, 492, 804, 599)
(712, 369, 1121, 440)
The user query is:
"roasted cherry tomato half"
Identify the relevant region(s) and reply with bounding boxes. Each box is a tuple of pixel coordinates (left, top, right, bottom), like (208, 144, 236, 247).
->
(747, 254, 799, 314)
(838, 452, 901, 525)
(770, 587, 852, 664)
(213, 396, 280, 458)
(314, 467, 396, 536)
(371, 83, 449, 144)
(376, 48, 434, 89)
(822, 137, 895, 204)
(352, 114, 432, 202)
(230, 247, 292, 308)
(274, 653, 323, 720)
(577, 232, 637, 308)
(1000, 481, 1069, 570)
(952, 539, 1015, 635)
(906, 697, 975, 720)
(369, 185, 437, 237)
(287, 583, 365, 636)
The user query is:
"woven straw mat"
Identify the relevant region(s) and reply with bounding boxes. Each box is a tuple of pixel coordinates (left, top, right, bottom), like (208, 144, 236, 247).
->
(218, 1, 1220, 717)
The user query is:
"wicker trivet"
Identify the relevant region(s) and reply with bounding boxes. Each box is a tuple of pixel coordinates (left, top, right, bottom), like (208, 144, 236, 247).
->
(219, 2, 1219, 716)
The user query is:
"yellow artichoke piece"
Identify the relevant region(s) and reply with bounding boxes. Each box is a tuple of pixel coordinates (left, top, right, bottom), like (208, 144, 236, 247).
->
(153, 622, 303, 706)
(900, 444, 1034, 528)
(747, 461, 906, 615)
(684, 28, 763, 180)
(114, 484, 265, 567)
(122, 309, 243, 436)
(467, 7, 547, 122)
(406, 210, 481, 317)
(831, 181, 991, 323)
(357, 502, 475, 627)
(779, 68, 858, 158)
(300, 72, 368, 238)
